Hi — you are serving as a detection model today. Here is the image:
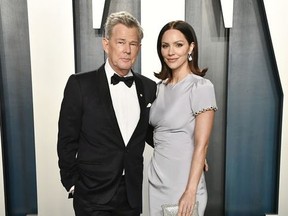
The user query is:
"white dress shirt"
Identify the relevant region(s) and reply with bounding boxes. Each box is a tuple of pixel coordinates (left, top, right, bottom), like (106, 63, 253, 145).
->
(105, 60, 140, 145)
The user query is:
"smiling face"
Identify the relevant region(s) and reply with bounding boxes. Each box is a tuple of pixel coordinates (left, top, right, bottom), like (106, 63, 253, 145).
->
(160, 29, 194, 74)
(102, 23, 141, 76)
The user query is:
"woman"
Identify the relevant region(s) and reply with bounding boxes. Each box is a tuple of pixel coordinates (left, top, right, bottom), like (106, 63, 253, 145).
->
(148, 20, 217, 216)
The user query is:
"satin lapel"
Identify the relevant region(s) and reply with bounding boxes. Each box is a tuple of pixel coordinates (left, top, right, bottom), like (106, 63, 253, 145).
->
(133, 73, 146, 116)
(96, 65, 124, 143)
(127, 72, 147, 146)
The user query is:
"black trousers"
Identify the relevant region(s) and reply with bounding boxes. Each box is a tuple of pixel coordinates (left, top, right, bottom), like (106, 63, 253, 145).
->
(73, 177, 141, 216)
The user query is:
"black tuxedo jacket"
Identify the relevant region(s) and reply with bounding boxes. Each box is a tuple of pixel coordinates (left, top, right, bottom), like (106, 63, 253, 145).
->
(57, 64, 156, 209)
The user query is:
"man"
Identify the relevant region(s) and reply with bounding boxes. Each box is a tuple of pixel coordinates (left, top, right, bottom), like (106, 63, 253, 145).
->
(57, 11, 156, 216)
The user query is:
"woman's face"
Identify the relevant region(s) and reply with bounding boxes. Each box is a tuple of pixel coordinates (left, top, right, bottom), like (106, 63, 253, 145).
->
(161, 29, 194, 73)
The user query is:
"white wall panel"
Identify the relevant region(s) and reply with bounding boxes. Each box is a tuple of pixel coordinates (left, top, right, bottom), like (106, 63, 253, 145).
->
(220, 0, 234, 28)
(141, 0, 185, 81)
(27, 0, 75, 215)
(263, 0, 288, 216)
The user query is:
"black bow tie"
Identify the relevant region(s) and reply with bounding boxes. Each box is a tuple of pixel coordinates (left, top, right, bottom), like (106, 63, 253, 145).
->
(111, 73, 134, 88)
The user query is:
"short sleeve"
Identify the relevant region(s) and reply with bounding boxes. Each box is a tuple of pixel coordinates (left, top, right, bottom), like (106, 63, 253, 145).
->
(190, 78, 218, 116)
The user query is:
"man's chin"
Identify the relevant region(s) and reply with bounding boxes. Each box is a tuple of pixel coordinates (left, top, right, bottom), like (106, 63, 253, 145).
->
(119, 64, 133, 71)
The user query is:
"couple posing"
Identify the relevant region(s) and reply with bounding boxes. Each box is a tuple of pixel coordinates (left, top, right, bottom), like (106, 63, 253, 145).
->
(57, 11, 217, 216)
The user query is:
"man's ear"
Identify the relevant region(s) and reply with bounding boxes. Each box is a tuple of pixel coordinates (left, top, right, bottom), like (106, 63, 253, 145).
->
(102, 38, 109, 53)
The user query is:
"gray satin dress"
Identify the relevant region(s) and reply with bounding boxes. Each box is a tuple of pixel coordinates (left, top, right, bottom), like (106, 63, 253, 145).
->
(148, 74, 217, 216)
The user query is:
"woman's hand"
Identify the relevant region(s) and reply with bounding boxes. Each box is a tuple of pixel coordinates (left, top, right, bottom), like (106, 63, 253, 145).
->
(177, 190, 197, 216)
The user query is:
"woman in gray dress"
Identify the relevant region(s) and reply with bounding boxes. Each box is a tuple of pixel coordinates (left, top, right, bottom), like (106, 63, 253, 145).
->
(148, 20, 217, 216)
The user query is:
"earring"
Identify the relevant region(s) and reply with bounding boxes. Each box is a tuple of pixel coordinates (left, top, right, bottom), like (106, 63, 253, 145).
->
(188, 53, 192, 62)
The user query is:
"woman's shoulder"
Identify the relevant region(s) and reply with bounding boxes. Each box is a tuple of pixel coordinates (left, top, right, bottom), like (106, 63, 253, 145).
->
(189, 74, 214, 88)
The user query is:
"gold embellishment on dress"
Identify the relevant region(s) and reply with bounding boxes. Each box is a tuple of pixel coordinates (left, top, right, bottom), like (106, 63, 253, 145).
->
(194, 107, 217, 116)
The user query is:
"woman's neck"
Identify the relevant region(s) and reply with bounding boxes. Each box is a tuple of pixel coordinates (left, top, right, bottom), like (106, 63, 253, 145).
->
(170, 68, 191, 84)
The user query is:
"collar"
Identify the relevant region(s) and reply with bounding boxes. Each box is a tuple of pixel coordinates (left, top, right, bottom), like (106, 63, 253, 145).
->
(105, 59, 133, 80)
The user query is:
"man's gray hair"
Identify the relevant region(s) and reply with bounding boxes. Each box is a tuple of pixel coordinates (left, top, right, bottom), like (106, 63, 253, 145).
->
(104, 11, 144, 41)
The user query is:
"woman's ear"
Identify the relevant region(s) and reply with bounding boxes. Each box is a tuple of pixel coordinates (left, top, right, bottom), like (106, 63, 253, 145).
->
(189, 42, 195, 53)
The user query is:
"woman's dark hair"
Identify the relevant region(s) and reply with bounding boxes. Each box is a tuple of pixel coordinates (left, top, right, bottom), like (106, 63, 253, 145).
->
(155, 20, 207, 80)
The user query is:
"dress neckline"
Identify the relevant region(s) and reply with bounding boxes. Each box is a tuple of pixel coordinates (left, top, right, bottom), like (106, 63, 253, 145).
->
(166, 73, 193, 88)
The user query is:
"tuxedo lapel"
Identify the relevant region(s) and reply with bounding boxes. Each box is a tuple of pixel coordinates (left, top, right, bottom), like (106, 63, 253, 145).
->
(125, 72, 148, 146)
(96, 65, 124, 144)
(96, 66, 112, 109)
(133, 73, 146, 115)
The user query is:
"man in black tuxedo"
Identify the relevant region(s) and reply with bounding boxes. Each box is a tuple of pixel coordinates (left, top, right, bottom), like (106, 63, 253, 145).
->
(57, 11, 156, 216)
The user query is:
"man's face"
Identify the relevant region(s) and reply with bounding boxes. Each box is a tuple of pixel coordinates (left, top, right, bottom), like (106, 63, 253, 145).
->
(102, 24, 141, 76)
